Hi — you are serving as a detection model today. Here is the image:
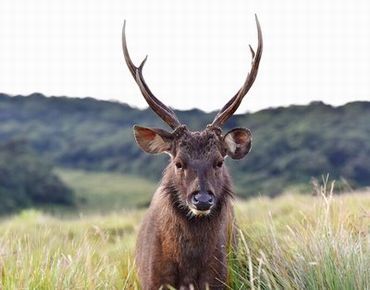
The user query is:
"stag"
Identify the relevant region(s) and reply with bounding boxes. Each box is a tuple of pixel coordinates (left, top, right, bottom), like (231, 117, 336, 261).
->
(122, 15, 262, 290)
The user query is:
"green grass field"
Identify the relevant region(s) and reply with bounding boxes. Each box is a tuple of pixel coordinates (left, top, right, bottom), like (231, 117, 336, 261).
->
(0, 170, 369, 289)
(54, 169, 157, 214)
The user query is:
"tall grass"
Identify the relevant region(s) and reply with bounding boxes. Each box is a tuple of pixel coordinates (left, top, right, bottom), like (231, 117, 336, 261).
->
(0, 210, 141, 289)
(0, 181, 369, 289)
(229, 180, 370, 290)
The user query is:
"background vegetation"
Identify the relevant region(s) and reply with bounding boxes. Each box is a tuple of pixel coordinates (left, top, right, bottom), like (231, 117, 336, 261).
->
(0, 93, 369, 212)
(0, 141, 74, 213)
(56, 169, 156, 214)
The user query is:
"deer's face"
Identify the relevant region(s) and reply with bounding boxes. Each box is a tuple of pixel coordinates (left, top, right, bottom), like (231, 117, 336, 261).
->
(134, 125, 252, 217)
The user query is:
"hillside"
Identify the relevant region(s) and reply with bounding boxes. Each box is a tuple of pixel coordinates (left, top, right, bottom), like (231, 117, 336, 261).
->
(0, 93, 369, 196)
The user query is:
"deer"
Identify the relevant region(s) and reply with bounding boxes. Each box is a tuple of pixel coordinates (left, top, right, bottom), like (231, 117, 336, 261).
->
(122, 15, 263, 290)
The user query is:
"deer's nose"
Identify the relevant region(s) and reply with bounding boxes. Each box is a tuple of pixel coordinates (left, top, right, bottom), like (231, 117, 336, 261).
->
(191, 191, 214, 211)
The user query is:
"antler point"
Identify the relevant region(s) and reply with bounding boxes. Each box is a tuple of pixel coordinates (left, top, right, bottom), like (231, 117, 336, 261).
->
(249, 45, 255, 58)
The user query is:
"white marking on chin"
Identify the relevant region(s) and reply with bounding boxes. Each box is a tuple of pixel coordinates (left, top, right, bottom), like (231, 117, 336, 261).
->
(190, 208, 211, 217)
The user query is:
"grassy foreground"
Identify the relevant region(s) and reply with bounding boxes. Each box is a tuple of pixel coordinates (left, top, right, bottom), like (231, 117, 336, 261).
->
(0, 184, 369, 289)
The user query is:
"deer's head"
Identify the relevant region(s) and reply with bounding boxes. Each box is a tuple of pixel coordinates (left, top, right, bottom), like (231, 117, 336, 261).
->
(123, 16, 263, 217)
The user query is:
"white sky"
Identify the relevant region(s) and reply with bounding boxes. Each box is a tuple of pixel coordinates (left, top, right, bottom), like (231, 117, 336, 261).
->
(0, 0, 369, 113)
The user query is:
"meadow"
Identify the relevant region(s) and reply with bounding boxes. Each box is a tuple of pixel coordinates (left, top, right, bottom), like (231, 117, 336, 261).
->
(0, 170, 369, 289)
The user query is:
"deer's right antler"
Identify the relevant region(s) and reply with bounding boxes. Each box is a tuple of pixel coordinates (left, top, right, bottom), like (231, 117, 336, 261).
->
(122, 21, 182, 130)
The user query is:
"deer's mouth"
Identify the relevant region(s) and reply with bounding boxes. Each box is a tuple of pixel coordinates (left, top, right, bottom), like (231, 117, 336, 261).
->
(186, 202, 213, 217)
(190, 208, 211, 217)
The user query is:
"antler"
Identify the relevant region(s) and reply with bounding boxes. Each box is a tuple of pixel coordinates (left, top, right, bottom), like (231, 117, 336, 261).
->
(122, 21, 181, 130)
(211, 14, 263, 127)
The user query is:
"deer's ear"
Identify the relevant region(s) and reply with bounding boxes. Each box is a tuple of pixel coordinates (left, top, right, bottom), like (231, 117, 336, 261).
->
(133, 125, 173, 154)
(223, 128, 252, 159)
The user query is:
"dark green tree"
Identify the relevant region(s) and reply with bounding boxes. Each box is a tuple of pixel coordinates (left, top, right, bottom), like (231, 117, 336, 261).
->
(0, 140, 75, 213)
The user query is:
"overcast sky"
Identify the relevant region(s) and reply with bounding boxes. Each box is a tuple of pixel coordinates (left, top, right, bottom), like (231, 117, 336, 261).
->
(0, 0, 369, 113)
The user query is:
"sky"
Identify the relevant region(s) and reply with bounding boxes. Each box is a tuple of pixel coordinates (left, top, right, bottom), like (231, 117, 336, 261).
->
(0, 0, 369, 113)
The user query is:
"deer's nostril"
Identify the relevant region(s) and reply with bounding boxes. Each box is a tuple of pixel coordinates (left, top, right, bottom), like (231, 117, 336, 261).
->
(191, 195, 199, 204)
(208, 196, 214, 205)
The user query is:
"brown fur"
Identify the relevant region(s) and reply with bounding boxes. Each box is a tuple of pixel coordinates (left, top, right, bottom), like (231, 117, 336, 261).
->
(134, 127, 250, 290)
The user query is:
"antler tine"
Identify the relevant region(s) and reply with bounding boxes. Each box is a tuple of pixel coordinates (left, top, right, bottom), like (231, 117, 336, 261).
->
(122, 21, 181, 130)
(211, 14, 263, 127)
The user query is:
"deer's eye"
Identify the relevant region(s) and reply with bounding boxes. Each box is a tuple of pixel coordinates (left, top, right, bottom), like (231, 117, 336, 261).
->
(216, 160, 224, 168)
(175, 162, 183, 169)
